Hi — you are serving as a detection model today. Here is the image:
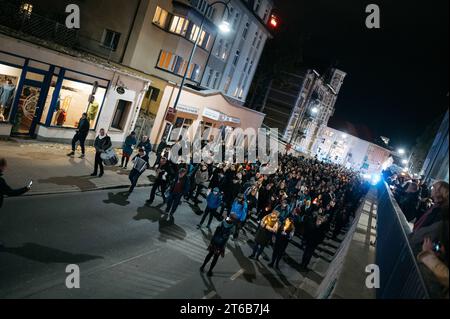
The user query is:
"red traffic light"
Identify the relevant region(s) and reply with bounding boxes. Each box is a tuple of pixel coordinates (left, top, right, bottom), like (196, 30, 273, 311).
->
(269, 14, 279, 28)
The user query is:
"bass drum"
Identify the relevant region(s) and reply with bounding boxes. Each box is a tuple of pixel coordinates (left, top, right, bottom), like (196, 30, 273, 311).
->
(100, 148, 119, 166)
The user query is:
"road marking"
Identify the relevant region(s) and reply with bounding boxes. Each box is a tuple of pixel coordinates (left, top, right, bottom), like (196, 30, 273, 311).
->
(230, 269, 245, 281)
(104, 248, 161, 270)
(203, 290, 217, 299)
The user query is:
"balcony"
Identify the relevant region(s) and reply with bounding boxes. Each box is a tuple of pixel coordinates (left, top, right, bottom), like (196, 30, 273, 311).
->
(0, 0, 119, 62)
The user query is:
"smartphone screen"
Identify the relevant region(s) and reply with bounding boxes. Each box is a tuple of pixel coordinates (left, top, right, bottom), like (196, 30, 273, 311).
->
(28, 181, 33, 188)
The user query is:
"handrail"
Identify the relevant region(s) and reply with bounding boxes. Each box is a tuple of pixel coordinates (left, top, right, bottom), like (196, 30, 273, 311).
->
(376, 182, 430, 299)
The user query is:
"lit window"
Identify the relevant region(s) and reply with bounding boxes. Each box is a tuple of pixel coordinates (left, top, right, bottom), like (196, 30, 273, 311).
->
(20, 3, 33, 16)
(153, 6, 168, 27)
(170, 16, 189, 36)
(190, 24, 201, 42)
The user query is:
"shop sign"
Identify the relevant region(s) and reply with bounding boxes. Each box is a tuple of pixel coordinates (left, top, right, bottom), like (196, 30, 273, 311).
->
(116, 86, 125, 95)
(165, 107, 177, 123)
(220, 114, 241, 124)
(177, 104, 199, 115)
(203, 108, 221, 121)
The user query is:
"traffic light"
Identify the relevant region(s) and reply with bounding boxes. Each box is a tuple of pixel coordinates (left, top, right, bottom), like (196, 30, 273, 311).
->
(269, 14, 279, 28)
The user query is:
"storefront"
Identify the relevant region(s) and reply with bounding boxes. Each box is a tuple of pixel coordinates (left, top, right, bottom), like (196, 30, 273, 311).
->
(0, 34, 151, 145)
(151, 83, 265, 147)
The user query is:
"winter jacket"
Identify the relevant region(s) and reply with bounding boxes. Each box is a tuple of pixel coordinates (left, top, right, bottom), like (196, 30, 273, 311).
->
(206, 192, 223, 209)
(230, 199, 248, 222)
(77, 118, 90, 135)
(0, 173, 28, 208)
(138, 140, 152, 155)
(122, 135, 137, 155)
(94, 135, 112, 153)
(195, 169, 209, 186)
(169, 175, 190, 195)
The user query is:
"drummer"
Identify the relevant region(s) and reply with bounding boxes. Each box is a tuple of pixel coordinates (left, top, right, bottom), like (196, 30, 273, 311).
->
(91, 128, 112, 178)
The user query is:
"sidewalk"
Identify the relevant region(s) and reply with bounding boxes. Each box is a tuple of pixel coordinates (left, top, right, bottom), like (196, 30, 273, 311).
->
(0, 139, 157, 196)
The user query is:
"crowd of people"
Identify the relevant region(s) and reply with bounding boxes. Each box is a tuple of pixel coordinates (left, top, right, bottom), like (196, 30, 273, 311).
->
(142, 137, 368, 277)
(1, 127, 369, 282)
(385, 171, 449, 298)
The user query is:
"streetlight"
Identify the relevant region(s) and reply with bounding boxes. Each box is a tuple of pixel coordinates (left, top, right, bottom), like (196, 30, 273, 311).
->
(172, 0, 231, 112)
(311, 107, 319, 114)
(398, 148, 406, 155)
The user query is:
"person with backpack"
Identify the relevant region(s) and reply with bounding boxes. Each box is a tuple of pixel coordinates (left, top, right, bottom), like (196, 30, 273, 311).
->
(128, 148, 149, 194)
(200, 216, 235, 277)
(197, 187, 223, 229)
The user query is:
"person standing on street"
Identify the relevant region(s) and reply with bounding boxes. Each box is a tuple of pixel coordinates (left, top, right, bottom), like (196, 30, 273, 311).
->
(128, 148, 149, 194)
(120, 132, 137, 169)
(153, 139, 167, 168)
(229, 193, 248, 240)
(269, 215, 295, 269)
(165, 168, 190, 218)
(200, 216, 235, 277)
(137, 136, 152, 156)
(147, 156, 172, 205)
(190, 163, 210, 204)
(197, 187, 223, 229)
(91, 128, 112, 178)
(67, 113, 90, 158)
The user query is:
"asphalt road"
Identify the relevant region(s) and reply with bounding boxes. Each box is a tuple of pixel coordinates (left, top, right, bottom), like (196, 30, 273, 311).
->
(0, 186, 332, 299)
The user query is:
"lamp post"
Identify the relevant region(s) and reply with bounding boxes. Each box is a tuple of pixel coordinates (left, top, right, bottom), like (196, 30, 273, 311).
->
(172, 0, 232, 111)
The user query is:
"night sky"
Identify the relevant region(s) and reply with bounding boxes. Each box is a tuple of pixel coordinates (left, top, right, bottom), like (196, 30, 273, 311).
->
(269, 0, 449, 149)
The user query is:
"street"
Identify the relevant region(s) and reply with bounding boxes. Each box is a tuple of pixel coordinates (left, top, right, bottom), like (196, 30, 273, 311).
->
(0, 186, 337, 299)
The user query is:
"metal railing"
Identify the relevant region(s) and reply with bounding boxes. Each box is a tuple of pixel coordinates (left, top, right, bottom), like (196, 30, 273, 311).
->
(0, 0, 118, 62)
(376, 182, 430, 299)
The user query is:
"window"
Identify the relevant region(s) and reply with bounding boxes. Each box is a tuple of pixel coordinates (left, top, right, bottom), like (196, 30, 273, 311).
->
(145, 86, 160, 102)
(111, 100, 132, 130)
(0, 64, 22, 123)
(173, 56, 184, 74)
(157, 50, 176, 71)
(256, 35, 263, 49)
(49, 79, 106, 129)
(101, 29, 121, 51)
(247, 60, 254, 74)
(242, 22, 250, 39)
(224, 75, 232, 93)
(216, 39, 223, 57)
(169, 16, 189, 36)
(222, 42, 229, 60)
(252, 31, 259, 46)
(233, 50, 240, 66)
(206, 68, 214, 87)
(173, 117, 193, 141)
(263, 9, 269, 21)
(20, 3, 33, 16)
(190, 24, 201, 42)
(190, 64, 201, 81)
(212, 72, 220, 89)
(153, 6, 169, 27)
(255, 0, 262, 13)
(198, 30, 209, 48)
(243, 58, 249, 73)
(233, 12, 240, 29)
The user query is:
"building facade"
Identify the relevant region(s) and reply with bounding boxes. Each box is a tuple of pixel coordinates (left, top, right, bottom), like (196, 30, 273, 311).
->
(0, 0, 274, 146)
(420, 109, 449, 183)
(311, 126, 392, 176)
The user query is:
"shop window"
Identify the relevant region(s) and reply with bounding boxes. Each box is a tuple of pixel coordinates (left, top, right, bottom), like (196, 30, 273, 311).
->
(46, 79, 106, 129)
(153, 6, 169, 28)
(101, 29, 121, 51)
(111, 100, 132, 131)
(0, 64, 22, 122)
(172, 117, 193, 140)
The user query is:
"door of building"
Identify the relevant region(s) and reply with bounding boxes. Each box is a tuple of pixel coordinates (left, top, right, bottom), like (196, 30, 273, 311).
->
(11, 80, 43, 136)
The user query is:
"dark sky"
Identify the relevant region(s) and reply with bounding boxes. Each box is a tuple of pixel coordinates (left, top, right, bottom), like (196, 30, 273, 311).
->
(269, 0, 449, 149)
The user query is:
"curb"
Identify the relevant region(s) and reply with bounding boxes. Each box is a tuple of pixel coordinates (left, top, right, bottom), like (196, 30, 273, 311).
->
(22, 183, 153, 197)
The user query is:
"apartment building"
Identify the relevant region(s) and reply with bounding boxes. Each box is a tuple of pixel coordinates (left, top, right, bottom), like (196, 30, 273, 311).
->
(0, 0, 273, 145)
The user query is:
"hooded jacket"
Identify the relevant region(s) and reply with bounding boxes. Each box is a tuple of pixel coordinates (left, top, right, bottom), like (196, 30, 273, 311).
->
(206, 190, 223, 209)
(231, 198, 248, 222)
